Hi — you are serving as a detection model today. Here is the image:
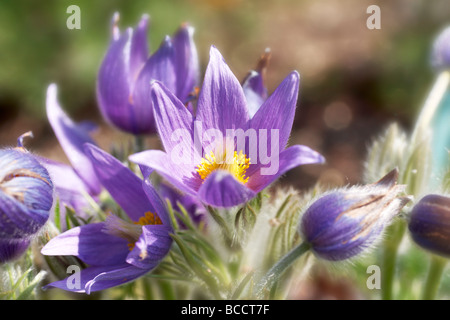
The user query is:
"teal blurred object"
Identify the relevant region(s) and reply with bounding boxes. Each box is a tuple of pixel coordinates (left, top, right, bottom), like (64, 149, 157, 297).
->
(431, 89, 450, 181)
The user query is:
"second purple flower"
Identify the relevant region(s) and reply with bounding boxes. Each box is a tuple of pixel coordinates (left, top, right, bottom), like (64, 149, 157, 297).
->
(97, 13, 199, 135)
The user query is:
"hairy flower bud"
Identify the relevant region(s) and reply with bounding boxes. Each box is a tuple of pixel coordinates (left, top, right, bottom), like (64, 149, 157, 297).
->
(408, 194, 450, 257)
(299, 169, 409, 261)
(0, 143, 54, 263)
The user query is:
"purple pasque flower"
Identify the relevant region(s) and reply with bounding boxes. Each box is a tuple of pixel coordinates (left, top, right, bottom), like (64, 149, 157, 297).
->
(41, 143, 172, 294)
(96, 13, 199, 135)
(41, 84, 101, 216)
(299, 169, 410, 261)
(129, 46, 325, 208)
(0, 138, 54, 263)
(408, 194, 450, 257)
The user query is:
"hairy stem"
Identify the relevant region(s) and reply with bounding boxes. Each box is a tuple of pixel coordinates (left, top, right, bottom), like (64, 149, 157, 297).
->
(255, 241, 310, 299)
(422, 255, 447, 300)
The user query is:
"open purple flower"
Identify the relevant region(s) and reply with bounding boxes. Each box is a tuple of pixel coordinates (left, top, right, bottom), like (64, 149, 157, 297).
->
(130, 46, 325, 208)
(0, 138, 54, 263)
(41, 144, 172, 293)
(96, 13, 199, 134)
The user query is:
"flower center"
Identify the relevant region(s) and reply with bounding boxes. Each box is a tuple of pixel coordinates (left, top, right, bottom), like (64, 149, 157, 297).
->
(103, 211, 162, 251)
(196, 150, 250, 184)
(135, 211, 163, 226)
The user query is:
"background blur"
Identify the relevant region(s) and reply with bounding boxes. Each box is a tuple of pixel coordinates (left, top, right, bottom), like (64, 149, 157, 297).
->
(0, 0, 449, 299)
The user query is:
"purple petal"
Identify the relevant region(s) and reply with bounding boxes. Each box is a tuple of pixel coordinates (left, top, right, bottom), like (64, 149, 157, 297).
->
(77, 120, 99, 134)
(43, 264, 148, 294)
(249, 71, 300, 151)
(37, 156, 92, 211)
(46, 84, 101, 195)
(197, 170, 256, 208)
(0, 192, 47, 238)
(41, 223, 129, 266)
(246, 144, 325, 193)
(85, 264, 150, 294)
(96, 29, 139, 133)
(172, 23, 200, 100)
(139, 164, 153, 180)
(149, 81, 198, 158)
(131, 36, 176, 134)
(140, 35, 175, 89)
(126, 224, 172, 269)
(129, 149, 201, 196)
(83, 143, 153, 222)
(242, 71, 268, 118)
(0, 238, 30, 263)
(196, 46, 250, 134)
(129, 14, 150, 79)
(37, 157, 92, 231)
(142, 178, 172, 227)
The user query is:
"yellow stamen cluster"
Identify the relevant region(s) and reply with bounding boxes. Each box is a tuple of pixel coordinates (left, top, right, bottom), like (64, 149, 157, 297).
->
(104, 211, 163, 252)
(134, 211, 163, 226)
(128, 211, 163, 251)
(196, 150, 250, 184)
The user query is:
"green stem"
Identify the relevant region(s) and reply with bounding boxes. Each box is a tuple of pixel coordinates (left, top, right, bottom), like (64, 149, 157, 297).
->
(158, 279, 176, 300)
(134, 135, 145, 153)
(255, 242, 310, 299)
(206, 206, 239, 250)
(142, 278, 155, 300)
(422, 255, 447, 300)
(381, 220, 405, 300)
(6, 263, 16, 299)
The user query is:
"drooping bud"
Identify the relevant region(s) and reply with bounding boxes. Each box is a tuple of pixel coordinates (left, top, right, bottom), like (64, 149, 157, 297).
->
(408, 194, 450, 258)
(0, 136, 54, 263)
(299, 168, 410, 261)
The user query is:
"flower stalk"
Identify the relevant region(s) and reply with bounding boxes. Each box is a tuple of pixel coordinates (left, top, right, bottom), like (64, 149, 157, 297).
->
(254, 241, 310, 299)
(422, 255, 447, 300)
(380, 220, 406, 300)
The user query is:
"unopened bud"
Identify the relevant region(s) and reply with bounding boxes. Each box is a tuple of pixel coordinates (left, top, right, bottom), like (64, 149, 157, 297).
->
(299, 169, 410, 261)
(0, 140, 54, 263)
(408, 194, 450, 258)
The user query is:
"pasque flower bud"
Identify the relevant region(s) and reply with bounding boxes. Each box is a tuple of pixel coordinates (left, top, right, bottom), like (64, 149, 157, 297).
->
(299, 168, 410, 261)
(408, 194, 450, 258)
(0, 138, 54, 263)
